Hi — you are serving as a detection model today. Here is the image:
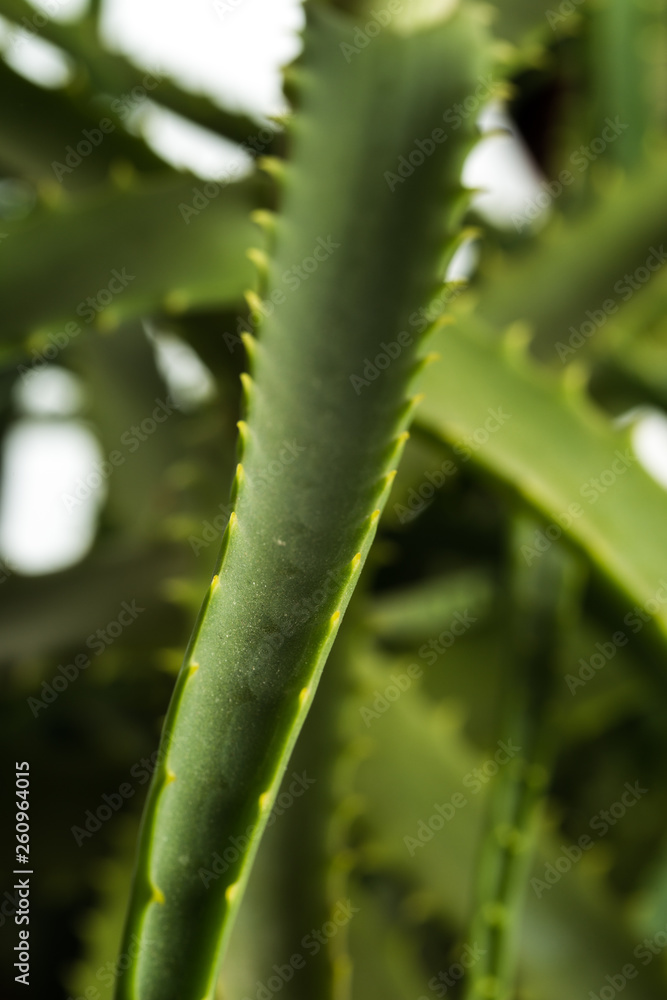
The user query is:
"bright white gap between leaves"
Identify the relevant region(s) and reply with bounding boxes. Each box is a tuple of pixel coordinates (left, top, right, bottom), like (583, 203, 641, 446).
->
(147, 326, 217, 411)
(0, 419, 106, 574)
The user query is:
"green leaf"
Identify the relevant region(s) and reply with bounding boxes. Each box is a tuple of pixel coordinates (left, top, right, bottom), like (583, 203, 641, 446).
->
(464, 517, 582, 1000)
(472, 158, 667, 363)
(114, 5, 493, 998)
(352, 649, 666, 1000)
(365, 569, 494, 645)
(1, 175, 258, 359)
(417, 323, 667, 648)
(0, 542, 190, 666)
(0, 58, 166, 187)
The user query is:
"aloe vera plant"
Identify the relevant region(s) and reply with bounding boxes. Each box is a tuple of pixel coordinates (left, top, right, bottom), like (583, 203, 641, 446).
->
(3, 0, 667, 998)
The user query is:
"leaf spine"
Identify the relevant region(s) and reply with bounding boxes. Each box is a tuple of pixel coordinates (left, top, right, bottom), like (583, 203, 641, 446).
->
(240, 332, 258, 365)
(298, 687, 311, 708)
(250, 209, 277, 235)
(257, 156, 286, 183)
(225, 882, 239, 903)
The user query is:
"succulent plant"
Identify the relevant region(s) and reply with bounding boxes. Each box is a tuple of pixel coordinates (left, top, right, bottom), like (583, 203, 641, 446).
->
(2, 0, 667, 998)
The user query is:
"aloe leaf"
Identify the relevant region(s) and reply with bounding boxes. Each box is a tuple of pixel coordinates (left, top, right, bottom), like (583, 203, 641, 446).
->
(417, 324, 667, 648)
(114, 5, 492, 998)
(219, 620, 366, 1000)
(347, 880, 431, 1000)
(65, 819, 139, 1000)
(365, 569, 494, 646)
(486, 0, 561, 47)
(351, 650, 665, 1000)
(0, 175, 258, 359)
(590, 0, 654, 170)
(585, 268, 667, 410)
(334, 0, 553, 48)
(463, 517, 582, 1000)
(0, 58, 166, 187)
(0, 542, 190, 665)
(471, 158, 667, 362)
